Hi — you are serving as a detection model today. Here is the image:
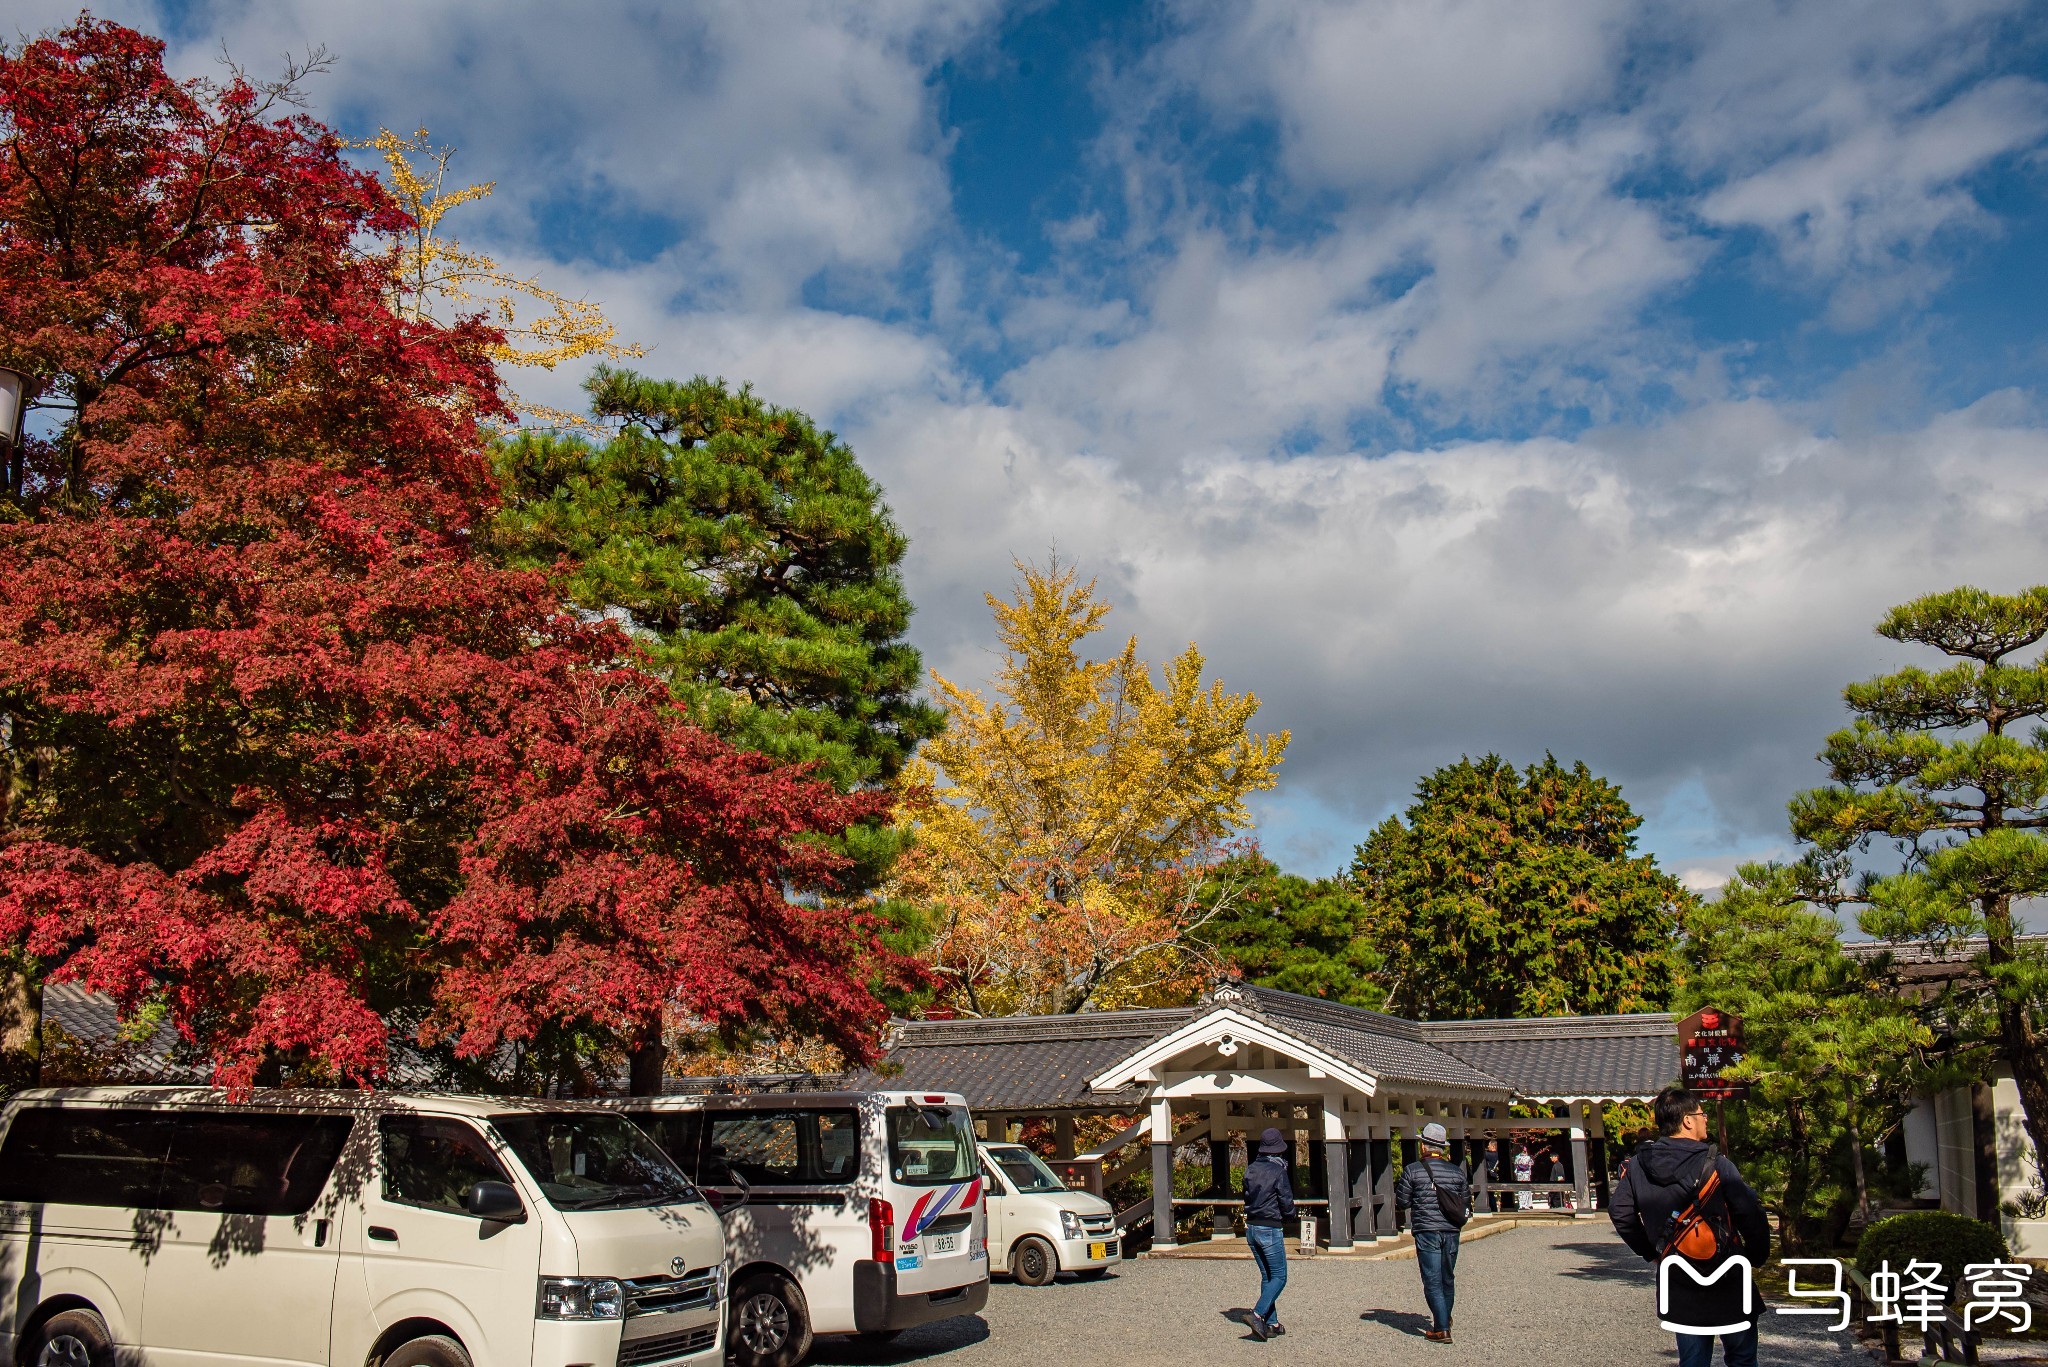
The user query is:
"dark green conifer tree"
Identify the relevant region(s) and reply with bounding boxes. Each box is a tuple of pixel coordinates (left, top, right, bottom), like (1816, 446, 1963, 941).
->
(1791, 585, 2048, 1191)
(1351, 754, 1689, 1020)
(491, 366, 944, 889)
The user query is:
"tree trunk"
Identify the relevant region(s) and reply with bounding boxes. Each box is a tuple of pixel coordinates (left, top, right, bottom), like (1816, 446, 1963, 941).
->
(1846, 1084, 1871, 1227)
(1983, 893, 2048, 1191)
(628, 1034, 667, 1097)
(0, 957, 39, 1092)
(1781, 1098, 1814, 1254)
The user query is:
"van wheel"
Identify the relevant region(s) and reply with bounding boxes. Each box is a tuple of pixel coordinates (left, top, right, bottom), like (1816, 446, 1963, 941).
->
(32, 1310, 114, 1367)
(382, 1337, 470, 1367)
(1011, 1235, 1057, 1286)
(729, 1272, 811, 1367)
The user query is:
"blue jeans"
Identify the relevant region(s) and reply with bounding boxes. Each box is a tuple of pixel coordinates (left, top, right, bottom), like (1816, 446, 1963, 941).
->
(1413, 1228, 1460, 1332)
(1247, 1223, 1287, 1320)
(1676, 1327, 1758, 1367)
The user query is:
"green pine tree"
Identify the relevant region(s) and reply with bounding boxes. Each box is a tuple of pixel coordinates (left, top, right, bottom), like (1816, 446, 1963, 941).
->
(490, 367, 945, 890)
(1191, 855, 1388, 1008)
(1679, 861, 1964, 1252)
(1351, 754, 1690, 1020)
(1791, 585, 2048, 1188)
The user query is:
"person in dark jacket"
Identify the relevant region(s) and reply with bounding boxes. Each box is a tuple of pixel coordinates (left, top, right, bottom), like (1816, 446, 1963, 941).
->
(1609, 1087, 1771, 1367)
(1394, 1122, 1468, 1344)
(1241, 1127, 1296, 1341)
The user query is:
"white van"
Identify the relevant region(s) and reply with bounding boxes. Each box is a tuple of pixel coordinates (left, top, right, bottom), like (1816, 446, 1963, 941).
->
(616, 1090, 988, 1367)
(977, 1141, 1120, 1285)
(0, 1088, 725, 1367)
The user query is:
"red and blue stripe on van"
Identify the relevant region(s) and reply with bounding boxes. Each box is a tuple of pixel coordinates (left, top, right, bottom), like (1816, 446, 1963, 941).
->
(901, 1178, 981, 1241)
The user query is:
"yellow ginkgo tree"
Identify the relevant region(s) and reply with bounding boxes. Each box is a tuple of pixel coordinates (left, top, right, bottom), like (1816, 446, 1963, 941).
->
(362, 128, 643, 425)
(894, 558, 1290, 1016)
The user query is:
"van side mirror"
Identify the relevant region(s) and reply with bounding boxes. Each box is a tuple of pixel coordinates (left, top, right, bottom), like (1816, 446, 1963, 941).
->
(465, 1181, 526, 1223)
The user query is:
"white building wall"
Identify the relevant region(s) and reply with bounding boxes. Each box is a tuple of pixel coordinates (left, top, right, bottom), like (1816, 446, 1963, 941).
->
(1993, 1068, 2040, 1204)
(1933, 1085, 1979, 1216)
(1901, 1100, 1941, 1200)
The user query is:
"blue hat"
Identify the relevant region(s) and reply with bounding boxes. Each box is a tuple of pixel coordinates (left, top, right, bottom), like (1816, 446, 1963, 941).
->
(1258, 1127, 1288, 1154)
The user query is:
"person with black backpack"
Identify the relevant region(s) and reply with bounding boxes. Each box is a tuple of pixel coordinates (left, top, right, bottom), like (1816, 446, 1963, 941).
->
(1609, 1087, 1771, 1367)
(1394, 1122, 1470, 1344)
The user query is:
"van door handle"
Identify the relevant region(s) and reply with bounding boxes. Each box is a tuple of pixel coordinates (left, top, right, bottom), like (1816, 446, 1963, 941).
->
(368, 1226, 398, 1242)
(315, 1218, 331, 1247)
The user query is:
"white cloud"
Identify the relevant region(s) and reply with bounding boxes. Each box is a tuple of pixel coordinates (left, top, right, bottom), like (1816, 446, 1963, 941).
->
(17, 0, 2048, 877)
(859, 390, 2048, 859)
(1159, 0, 1636, 190)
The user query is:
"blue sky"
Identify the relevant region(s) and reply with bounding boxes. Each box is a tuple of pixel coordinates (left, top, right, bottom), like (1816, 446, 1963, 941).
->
(29, 0, 2048, 895)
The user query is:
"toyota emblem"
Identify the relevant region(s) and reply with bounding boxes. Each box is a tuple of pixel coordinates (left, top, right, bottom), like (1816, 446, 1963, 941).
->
(671, 1257, 688, 1277)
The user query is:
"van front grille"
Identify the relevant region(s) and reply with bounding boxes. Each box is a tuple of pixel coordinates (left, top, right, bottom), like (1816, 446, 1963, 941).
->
(617, 1326, 717, 1366)
(1080, 1213, 1115, 1235)
(621, 1269, 720, 1318)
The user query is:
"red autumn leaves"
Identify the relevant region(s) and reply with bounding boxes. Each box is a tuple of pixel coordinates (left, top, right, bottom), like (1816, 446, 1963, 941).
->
(0, 18, 911, 1089)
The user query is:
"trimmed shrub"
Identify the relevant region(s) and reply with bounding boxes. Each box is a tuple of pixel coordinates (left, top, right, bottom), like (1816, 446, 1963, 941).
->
(1855, 1211, 2011, 1297)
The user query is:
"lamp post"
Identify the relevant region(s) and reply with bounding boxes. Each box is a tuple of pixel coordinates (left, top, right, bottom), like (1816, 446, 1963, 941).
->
(0, 365, 27, 499)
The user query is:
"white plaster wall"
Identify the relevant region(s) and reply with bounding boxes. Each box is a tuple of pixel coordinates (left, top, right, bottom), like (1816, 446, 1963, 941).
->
(1901, 1100, 1941, 1200)
(1933, 1085, 1978, 1217)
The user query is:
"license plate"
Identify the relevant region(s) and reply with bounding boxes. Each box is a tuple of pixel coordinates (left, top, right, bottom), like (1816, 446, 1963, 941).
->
(1087, 1241, 1109, 1259)
(932, 1232, 959, 1254)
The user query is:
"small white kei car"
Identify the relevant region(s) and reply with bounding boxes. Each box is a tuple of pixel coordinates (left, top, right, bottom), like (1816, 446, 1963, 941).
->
(977, 1142, 1120, 1286)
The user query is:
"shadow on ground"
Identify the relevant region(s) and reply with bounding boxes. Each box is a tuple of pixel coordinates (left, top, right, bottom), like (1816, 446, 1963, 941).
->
(810, 1316, 993, 1365)
(1357, 1308, 1435, 1338)
(1553, 1241, 1652, 1286)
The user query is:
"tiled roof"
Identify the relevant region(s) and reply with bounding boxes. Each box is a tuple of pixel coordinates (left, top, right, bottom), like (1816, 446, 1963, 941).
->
(42, 983, 468, 1088)
(864, 986, 1677, 1112)
(1423, 1013, 1680, 1101)
(42, 982, 210, 1082)
(855, 1008, 1199, 1111)
(1842, 934, 2048, 964)
(1233, 986, 1506, 1093)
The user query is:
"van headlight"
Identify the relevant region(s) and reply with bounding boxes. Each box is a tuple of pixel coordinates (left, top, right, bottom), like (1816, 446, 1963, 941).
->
(537, 1277, 624, 1320)
(1060, 1210, 1083, 1240)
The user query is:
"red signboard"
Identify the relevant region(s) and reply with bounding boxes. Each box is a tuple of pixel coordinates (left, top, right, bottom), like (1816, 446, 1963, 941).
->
(1677, 1007, 1748, 1101)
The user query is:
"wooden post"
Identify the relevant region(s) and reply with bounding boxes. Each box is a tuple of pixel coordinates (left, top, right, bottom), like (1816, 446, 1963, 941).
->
(1054, 1114, 1076, 1161)
(1569, 1101, 1591, 1214)
(1150, 1096, 1177, 1250)
(1322, 1094, 1351, 1250)
(1209, 1097, 1231, 1196)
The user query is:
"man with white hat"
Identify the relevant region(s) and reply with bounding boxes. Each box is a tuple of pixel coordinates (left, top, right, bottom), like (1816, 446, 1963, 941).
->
(1394, 1121, 1471, 1344)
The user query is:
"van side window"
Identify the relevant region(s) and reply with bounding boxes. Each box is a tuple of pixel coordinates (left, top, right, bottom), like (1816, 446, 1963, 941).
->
(638, 1113, 704, 1176)
(0, 1107, 172, 1207)
(815, 1111, 859, 1181)
(160, 1113, 353, 1216)
(379, 1116, 511, 1215)
(704, 1109, 860, 1186)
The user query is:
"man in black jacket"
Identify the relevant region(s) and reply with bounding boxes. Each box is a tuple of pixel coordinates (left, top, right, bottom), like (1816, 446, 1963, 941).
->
(1609, 1087, 1771, 1367)
(1394, 1122, 1468, 1344)
(1241, 1127, 1296, 1341)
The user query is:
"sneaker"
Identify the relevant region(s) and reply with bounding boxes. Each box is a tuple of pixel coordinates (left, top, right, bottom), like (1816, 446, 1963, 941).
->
(1268, 1321, 1286, 1337)
(1423, 1329, 1453, 1343)
(1246, 1313, 1271, 1342)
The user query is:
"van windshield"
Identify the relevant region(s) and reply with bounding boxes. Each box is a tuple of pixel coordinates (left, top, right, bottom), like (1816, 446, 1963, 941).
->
(490, 1113, 697, 1212)
(987, 1144, 1067, 1195)
(884, 1104, 977, 1187)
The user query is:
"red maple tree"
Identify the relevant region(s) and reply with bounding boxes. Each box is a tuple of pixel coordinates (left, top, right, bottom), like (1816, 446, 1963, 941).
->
(0, 18, 910, 1091)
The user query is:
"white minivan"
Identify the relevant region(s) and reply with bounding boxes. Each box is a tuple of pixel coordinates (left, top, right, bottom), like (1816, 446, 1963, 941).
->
(977, 1141, 1121, 1286)
(617, 1090, 989, 1367)
(0, 1088, 726, 1367)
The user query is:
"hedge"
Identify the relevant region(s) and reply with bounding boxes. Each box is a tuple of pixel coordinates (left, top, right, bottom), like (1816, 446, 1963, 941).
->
(1855, 1211, 2012, 1297)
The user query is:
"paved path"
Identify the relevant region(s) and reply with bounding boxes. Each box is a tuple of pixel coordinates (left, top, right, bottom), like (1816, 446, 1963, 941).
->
(806, 1224, 1872, 1366)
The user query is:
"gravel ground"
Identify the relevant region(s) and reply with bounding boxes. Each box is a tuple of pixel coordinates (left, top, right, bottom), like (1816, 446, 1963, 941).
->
(801, 1223, 1871, 1367)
